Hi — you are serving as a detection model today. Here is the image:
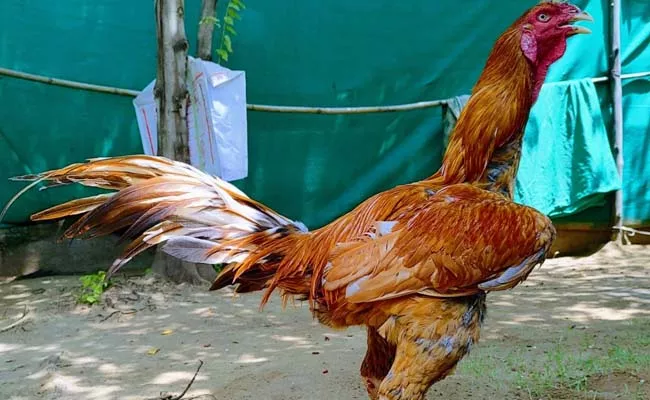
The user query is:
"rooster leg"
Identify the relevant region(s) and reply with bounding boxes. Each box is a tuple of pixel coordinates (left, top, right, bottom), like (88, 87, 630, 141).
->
(361, 326, 396, 400)
(376, 294, 485, 400)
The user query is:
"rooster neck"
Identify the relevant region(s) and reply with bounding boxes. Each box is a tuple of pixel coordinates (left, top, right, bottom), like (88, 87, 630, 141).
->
(434, 34, 535, 185)
(482, 57, 556, 198)
(476, 35, 565, 197)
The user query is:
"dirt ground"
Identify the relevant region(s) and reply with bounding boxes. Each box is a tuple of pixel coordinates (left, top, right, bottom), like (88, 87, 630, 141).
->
(1, 242, 648, 400)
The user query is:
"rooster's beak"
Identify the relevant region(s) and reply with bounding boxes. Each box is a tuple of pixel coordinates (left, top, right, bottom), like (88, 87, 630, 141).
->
(567, 11, 593, 35)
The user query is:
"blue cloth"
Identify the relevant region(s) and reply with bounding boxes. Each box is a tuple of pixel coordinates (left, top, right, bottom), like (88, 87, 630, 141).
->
(443, 78, 621, 218)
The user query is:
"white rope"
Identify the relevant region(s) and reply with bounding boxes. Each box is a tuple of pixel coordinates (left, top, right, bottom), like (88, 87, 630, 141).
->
(619, 226, 650, 236)
(2, 66, 649, 114)
(615, 226, 650, 245)
(591, 70, 650, 83)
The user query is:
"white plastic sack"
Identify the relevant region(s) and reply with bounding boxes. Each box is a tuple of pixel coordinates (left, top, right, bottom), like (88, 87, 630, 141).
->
(133, 57, 248, 181)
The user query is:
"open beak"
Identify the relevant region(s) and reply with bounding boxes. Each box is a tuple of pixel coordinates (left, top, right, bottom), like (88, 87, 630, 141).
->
(567, 11, 594, 35)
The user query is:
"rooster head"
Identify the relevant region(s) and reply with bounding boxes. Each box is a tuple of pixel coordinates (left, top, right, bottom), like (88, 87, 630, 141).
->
(519, 1, 593, 65)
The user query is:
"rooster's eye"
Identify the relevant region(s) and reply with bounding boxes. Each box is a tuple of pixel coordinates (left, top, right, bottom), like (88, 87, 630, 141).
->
(537, 13, 550, 22)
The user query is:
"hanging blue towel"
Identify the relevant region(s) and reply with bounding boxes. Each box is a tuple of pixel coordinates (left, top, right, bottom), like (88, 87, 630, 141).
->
(442, 78, 621, 218)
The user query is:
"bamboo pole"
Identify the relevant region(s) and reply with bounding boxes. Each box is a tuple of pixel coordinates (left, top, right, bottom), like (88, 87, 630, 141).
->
(0, 67, 140, 97)
(610, 0, 624, 242)
(1, 67, 649, 115)
(246, 100, 448, 114)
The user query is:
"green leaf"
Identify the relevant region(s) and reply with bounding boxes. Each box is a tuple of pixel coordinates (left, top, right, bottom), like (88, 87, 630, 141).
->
(226, 25, 237, 36)
(229, 4, 241, 12)
(77, 270, 111, 305)
(200, 16, 219, 26)
(224, 35, 233, 53)
(216, 49, 229, 62)
(224, 16, 234, 25)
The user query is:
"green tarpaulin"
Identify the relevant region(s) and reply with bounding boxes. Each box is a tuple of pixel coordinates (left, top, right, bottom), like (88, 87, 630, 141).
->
(0, 0, 647, 229)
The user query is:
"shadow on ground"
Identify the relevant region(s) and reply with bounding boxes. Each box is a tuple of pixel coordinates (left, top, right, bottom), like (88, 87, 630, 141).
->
(0, 242, 648, 400)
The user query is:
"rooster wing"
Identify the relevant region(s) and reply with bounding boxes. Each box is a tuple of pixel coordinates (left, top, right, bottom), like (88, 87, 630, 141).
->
(323, 183, 555, 303)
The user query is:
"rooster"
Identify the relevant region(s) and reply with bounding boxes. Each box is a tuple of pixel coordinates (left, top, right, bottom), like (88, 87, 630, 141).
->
(5, 2, 591, 399)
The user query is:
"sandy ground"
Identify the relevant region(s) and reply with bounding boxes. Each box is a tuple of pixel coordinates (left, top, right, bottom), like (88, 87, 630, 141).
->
(0, 242, 649, 400)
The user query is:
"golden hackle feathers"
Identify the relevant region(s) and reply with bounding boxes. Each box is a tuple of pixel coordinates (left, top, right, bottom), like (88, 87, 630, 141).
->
(433, 18, 534, 185)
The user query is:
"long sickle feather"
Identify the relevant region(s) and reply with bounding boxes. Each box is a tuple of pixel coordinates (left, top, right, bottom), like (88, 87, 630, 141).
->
(0, 176, 46, 223)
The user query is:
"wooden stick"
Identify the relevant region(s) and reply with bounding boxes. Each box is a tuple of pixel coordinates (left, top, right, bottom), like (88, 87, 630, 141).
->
(0, 67, 139, 97)
(0, 306, 29, 333)
(161, 360, 205, 400)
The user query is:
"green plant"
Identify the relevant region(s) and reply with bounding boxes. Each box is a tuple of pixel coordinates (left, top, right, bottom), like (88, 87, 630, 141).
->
(77, 271, 111, 305)
(213, 263, 226, 274)
(202, 0, 245, 63)
(456, 328, 650, 399)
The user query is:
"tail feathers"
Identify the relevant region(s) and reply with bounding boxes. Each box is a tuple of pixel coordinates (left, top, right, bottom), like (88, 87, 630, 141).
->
(210, 262, 275, 292)
(208, 228, 315, 304)
(162, 236, 226, 264)
(11, 155, 308, 279)
(30, 193, 115, 221)
(108, 220, 185, 275)
(11, 155, 184, 190)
